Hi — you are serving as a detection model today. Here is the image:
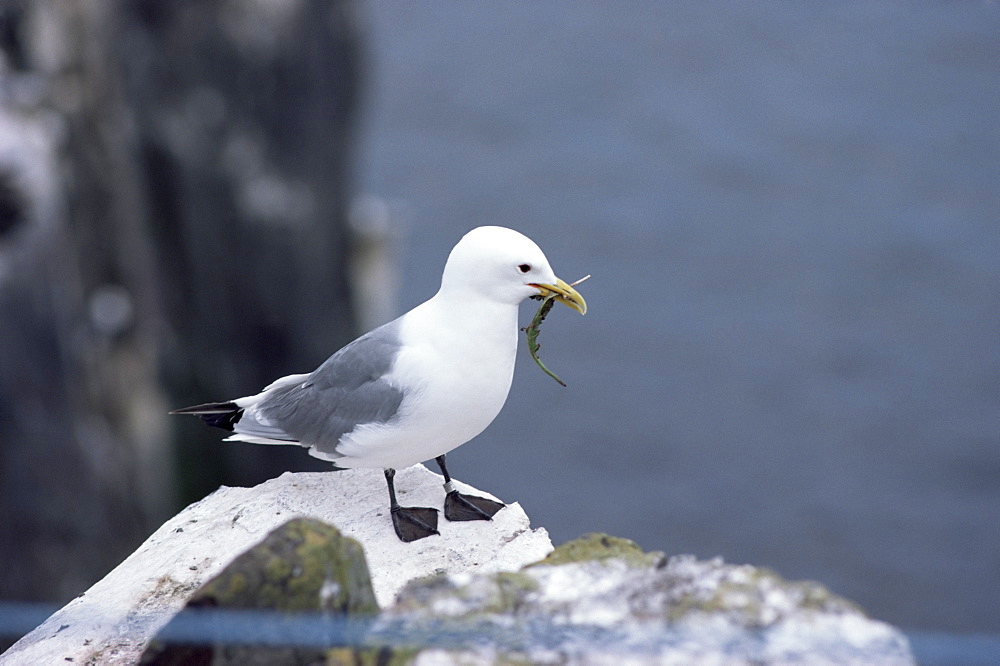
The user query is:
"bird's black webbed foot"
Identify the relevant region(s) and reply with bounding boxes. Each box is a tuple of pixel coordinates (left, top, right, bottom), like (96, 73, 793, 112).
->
(434, 454, 506, 522)
(390, 505, 440, 542)
(444, 490, 505, 522)
(384, 467, 439, 542)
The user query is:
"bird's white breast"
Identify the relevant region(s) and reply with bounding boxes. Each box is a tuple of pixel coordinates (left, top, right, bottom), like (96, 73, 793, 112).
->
(331, 295, 520, 469)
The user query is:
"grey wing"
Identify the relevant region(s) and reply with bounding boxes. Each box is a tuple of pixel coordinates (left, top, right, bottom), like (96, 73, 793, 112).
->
(235, 318, 406, 459)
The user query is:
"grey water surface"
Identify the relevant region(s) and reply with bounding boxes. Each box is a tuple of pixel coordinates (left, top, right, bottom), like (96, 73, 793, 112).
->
(355, 2, 999, 634)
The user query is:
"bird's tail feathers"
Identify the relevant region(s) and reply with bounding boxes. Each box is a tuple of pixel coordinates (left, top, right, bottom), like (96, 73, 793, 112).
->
(169, 401, 244, 432)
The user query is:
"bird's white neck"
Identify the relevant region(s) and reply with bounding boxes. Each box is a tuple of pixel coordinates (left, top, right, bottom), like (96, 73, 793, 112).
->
(421, 290, 521, 355)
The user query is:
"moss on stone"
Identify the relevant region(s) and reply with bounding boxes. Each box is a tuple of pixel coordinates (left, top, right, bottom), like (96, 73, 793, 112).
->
(394, 569, 540, 620)
(495, 571, 540, 596)
(479, 571, 540, 615)
(140, 518, 379, 665)
(187, 517, 378, 615)
(526, 533, 665, 569)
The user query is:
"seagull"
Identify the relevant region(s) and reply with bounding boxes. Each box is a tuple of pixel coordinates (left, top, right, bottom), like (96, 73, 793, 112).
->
(171, 226, 587, 542)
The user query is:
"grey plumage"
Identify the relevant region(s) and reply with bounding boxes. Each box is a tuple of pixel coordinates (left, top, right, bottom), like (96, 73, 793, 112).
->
(232, 318, 406, 459)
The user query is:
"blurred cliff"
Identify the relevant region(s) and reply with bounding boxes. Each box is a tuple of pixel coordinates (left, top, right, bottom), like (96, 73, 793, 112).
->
(0, 0, 362, 603)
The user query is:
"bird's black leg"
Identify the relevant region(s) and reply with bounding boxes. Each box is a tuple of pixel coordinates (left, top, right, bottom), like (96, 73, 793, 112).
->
(385, 468, 439, 542)
(436, 454, 505, 522)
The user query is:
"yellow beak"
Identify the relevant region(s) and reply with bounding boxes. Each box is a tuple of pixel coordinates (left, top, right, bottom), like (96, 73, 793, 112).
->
(531, 277, 588, 315)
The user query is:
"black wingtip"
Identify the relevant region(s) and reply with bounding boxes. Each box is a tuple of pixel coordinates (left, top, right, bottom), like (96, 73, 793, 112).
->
(170, 401, 244, 432)
(199, 409, 244, 431)
(169, 401, 240, 415)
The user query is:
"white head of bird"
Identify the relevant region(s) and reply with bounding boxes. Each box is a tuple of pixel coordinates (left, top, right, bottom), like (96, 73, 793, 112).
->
(438, 226, 587, 314)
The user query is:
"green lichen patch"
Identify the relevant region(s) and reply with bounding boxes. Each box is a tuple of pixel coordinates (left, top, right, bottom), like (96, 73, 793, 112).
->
(462, 571, 541, 616)
(189, 517, 378, 615)
(489, 572, 541, 613)
(526, 533, 666, 569)
(139, 519, 379, 665)
(394, 570, 540, 618)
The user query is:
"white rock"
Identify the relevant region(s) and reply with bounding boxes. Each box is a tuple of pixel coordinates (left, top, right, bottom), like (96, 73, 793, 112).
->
(1, 465, 552, 666)
(386, 550, 916, 665)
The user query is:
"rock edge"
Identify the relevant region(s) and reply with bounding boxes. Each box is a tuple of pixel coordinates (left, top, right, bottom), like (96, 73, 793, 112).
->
(1, 466, 552, 665)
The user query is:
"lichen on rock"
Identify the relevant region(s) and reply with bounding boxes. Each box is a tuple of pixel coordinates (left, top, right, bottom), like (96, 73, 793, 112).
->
(384, 533, 915, 664)
(181, 517, 378, 615)
(393, 570, 541, 618)
(526, 532, 666, 569)
(139, 518, 380, 665)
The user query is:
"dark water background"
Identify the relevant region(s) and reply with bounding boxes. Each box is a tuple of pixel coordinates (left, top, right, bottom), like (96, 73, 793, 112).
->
(354, 2, 999, 634)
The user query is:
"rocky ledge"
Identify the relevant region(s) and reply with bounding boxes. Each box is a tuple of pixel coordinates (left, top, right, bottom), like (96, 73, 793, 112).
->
(1, 469, 914, 665)
(386, 533, 913, 664)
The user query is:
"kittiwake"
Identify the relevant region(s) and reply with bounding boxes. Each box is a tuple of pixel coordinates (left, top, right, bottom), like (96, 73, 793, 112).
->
(171, 226, 587, 542)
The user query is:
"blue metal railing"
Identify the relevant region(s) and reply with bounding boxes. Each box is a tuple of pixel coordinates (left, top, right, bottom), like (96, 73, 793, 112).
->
(1, 601, 997, 664)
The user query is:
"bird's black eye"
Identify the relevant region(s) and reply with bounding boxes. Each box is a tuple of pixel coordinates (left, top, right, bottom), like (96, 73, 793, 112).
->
(518, 263, 532, 274)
